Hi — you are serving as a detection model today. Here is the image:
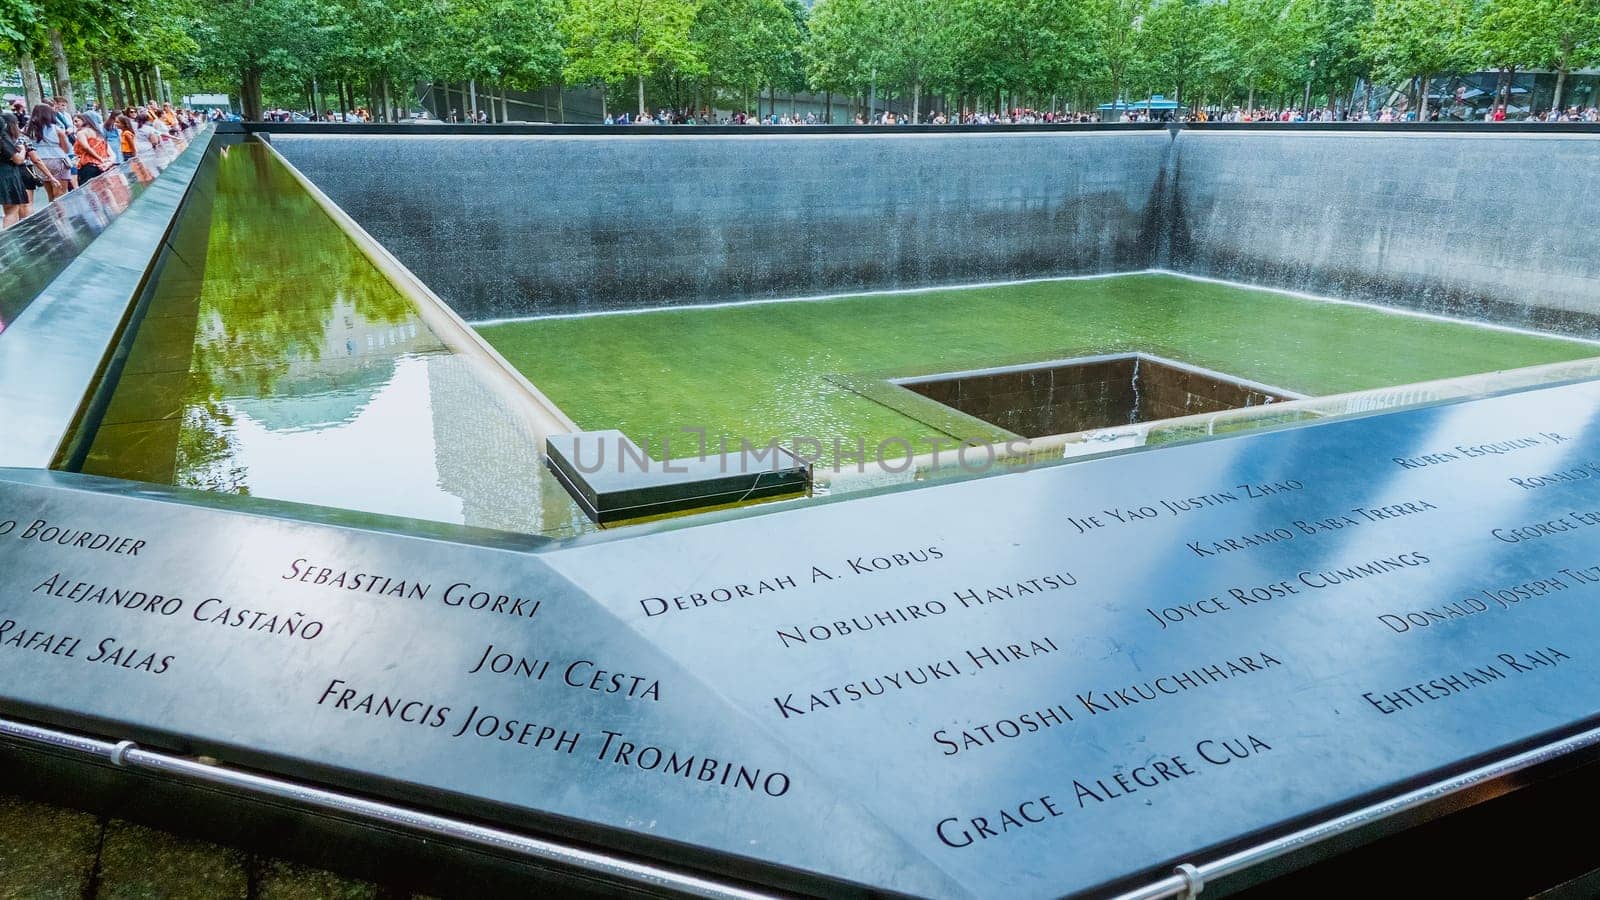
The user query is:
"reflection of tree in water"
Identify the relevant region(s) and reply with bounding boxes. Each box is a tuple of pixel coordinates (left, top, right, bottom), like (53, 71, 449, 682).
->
(175, 143, 426, 492)
(178, 402, 247, 493)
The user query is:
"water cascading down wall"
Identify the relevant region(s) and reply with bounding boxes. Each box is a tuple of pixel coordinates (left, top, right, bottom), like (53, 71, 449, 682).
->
(265, 128, 1600, 332)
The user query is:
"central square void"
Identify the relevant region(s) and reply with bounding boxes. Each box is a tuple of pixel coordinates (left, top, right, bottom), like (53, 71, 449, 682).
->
(896, 353, 1304, 438)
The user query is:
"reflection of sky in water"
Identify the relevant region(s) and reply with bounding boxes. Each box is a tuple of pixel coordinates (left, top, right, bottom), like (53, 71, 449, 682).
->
(208, 353, 466, 523)
(77, 142, 589, 538)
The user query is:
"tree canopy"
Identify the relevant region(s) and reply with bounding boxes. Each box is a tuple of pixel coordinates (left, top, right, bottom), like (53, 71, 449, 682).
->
(5, 0, 1599, 120)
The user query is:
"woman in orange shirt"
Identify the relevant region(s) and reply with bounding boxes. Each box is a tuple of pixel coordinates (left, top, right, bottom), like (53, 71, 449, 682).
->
(118, 115, 138, 159)
(72, 114, 112, 183)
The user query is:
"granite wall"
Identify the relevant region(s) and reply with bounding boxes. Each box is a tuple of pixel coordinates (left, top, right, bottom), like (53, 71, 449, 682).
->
(269, 127, 1600, 331)
(1164, 130, 1600, 333)
(269, 131, 1171, 319)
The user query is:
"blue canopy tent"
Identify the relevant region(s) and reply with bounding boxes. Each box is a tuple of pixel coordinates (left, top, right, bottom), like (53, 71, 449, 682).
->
(1098, 95, 1180, 122)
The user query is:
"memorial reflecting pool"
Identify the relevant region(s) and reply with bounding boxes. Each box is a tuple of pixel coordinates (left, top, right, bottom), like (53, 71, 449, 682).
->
(71, 140, 1600, 537)
(11, 123, 1600, 899)
(478, 274, 1599, 461)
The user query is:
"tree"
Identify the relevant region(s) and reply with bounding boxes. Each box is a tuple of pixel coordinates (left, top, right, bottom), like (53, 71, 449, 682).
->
(949, 0, 1090, 113)
(438, 0, 563, 119)
(193, 0, 327, 119)
(0, 0, 38, 45)
(1477, 0, 1600, 113)
(697, 0, 800, 114)
(1219, 0, 1293, 110)
(1301, 0, 1375, 114)
(1133, 0, 1219, 107)
(875, 0, 951, 121)
(806, 0, 876, 116)
(562, 0, 703, 116)
(1363, 0, 1472, 120)
(1086, 0, 1147, 109)
(1, 0, 43, 107)
(325, 0, 428, 119)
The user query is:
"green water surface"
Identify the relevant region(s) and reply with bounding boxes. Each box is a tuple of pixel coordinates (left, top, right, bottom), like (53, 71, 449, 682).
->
(478, 275, 1599, 461)
(77, 142, 593, 538)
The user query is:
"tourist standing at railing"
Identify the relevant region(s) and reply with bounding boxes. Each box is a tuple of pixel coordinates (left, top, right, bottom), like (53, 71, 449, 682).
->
(135, 113, 167, 153)
(71, 114, 111, 184)
(0, 112, 32, 229)
(116, 115, 138, 161)
(101, 115, 120, 163)
(26, 103, 74, 202)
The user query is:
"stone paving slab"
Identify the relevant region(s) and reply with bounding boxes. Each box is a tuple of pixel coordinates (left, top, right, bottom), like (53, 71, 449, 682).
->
(0, 795, 99, 900)
(0, 792, 431, 900)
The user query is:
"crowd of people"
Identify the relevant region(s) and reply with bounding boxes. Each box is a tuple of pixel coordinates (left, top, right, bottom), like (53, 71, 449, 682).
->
(261, 107, 376, 122)
(599, 107, 1143, 125)
(1202, 104, 1600, 122)
(0, 98, 205, 229)
(246, 95, 1600, 127)
(591, 102, 1600, 126)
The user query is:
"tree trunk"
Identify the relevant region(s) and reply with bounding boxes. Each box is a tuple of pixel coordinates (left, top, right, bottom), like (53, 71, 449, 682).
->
(557, 77, 565, 123)
(600, 87, 606, 120)
(91, 58, 107, 111)
(45, 30, 73, 110)
(469, 79, 478, 118)
(1552, 65, 1568, 113)
(242, 67, 263, 121)
(825, 90, 832, 124)
(637, 74, 645, 117)
(912, 80, 920, 124)
(1417, 72, 1429, 122)
(109, 65, 125, 110)
(20, 52, 41, 109)
(154, 65, 166, 105)
(500, 81, 509, 121)
(382, 77, 392, 122)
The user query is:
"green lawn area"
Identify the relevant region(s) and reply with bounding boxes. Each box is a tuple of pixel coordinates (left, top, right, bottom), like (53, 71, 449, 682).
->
(477, 273, 1599, 460)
